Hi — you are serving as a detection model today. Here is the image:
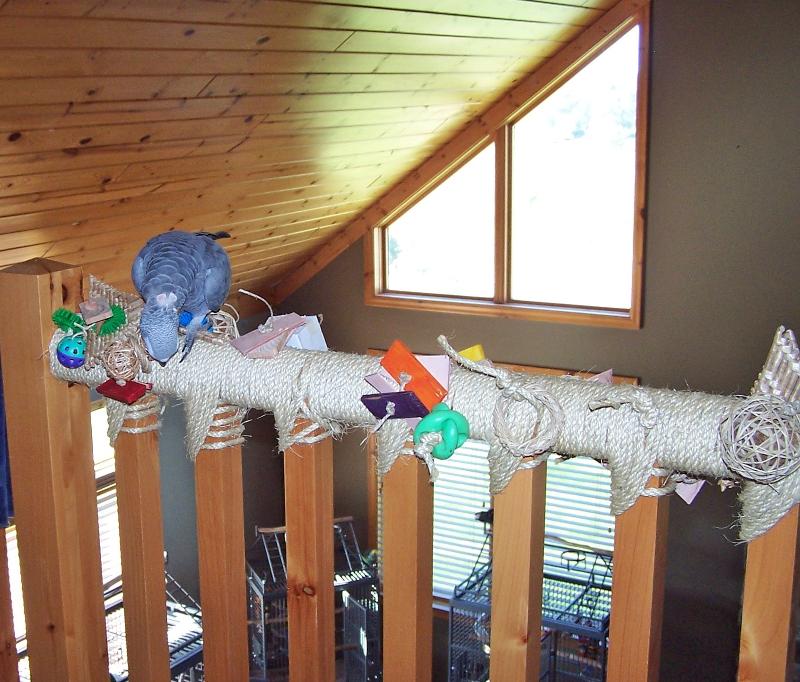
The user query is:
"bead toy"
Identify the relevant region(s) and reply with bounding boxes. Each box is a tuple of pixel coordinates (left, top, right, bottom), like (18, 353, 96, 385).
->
(56, 335, 86, 369)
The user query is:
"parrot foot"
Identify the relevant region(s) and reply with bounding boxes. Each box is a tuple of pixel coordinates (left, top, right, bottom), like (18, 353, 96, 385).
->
(179, 314, 207, 362)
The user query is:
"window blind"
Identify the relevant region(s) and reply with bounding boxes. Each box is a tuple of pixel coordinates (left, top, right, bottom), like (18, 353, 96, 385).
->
(97, 486, 122, 589)
(432, 439, 492, 599)
(377, 441, 615, 599)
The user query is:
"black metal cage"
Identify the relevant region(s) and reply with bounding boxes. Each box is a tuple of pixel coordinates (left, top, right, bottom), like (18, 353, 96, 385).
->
(447, 512, 612, 682)
(246, 516, 381, 681)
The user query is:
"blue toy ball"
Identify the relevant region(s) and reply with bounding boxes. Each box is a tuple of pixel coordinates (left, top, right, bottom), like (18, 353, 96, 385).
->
(56, 335, 86, 368)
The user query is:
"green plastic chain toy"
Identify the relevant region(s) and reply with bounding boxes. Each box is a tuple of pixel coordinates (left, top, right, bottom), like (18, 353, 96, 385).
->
(413, 403, 470, 460)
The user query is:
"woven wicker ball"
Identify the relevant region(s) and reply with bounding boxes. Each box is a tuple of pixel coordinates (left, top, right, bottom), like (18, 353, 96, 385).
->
(208, 309, 239, 340)
(719, 394, 800, 483)
(102, 338, 141, 383)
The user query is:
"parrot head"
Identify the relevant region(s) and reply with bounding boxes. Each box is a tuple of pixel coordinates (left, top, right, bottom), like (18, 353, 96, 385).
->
(140, 292, 180, 365)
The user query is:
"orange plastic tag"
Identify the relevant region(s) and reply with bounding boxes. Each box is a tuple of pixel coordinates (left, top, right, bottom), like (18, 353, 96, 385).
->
(380, 339, 447, 411)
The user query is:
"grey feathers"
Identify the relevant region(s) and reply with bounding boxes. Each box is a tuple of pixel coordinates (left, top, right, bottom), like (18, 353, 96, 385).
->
(132, 231, 232, 363)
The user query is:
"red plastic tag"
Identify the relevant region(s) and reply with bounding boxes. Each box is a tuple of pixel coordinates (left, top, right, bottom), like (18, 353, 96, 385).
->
(97, 379, 149, 404)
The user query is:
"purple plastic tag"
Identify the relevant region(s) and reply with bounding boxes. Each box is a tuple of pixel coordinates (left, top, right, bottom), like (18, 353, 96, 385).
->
(361, 391, 429, 419)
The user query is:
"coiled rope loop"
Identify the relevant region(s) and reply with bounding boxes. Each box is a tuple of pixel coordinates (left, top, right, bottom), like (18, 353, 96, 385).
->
(437, 335, 565, 463)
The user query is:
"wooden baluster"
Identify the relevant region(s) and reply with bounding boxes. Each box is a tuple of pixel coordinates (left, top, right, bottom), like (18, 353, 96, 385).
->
(489, 464, 547, 681)
(0, 528, 18, 682)
(284, 422, 335, 682)
(0, 260, 108, 682)
(607, 482, 669, 682)
(737, 505, 800, 682)
(114, 396, 170, 682)
(382, 454, 433, 682)
(195, 408, 249, 681)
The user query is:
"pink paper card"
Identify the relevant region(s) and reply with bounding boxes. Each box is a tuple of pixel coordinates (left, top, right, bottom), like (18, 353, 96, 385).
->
(676, 480, 705, 505)
(588, 369, 614, 385)
(230, 313, 305, 359)
(365, 368, 399, 393)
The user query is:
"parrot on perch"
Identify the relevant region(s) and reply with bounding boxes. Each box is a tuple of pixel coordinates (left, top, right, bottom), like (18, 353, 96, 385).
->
(132, 230, 232, 364)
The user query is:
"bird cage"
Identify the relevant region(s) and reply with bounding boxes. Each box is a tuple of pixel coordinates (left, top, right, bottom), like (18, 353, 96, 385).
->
(540, 545, 613, 681)
(109, 571, 205, 682)
(19, 571, 205, 682)
(447, 554, 493, 682)
(447, 509, 612, 682)
(447, 531, 551, 682)
(247, 516, 381, 681)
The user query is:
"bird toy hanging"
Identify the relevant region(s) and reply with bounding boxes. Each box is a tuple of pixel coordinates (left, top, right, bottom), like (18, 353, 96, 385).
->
(52, 308, 88, 368)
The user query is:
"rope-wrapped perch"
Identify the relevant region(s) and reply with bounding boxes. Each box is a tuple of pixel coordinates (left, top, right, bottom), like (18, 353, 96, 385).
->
(49, 325, 800, 542)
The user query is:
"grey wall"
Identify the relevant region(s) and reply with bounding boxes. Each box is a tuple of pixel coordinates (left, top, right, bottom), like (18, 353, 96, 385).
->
(279, 1, 800, 680)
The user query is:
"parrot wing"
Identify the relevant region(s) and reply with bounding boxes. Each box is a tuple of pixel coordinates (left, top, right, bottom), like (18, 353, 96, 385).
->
(131, 253, 147, 295)
(202, 242, 232, 312)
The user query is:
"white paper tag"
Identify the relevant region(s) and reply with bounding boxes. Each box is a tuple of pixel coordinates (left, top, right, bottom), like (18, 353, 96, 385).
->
(285, 315, 328, 351)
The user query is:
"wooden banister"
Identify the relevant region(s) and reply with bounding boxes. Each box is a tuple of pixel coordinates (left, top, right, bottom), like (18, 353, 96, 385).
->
(489, 464, 547, 681)
(607, 481, 669, 682)
(738, 505, 800, 682)
(195, 414, 249, 681)
(382, 454, 433, 682)
(284, 424, 335, 682)
(114, 402, 170, 682)
(0, 260, 109, 682)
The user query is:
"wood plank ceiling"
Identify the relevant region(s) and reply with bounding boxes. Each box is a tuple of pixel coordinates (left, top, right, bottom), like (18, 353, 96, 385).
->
(0, 0, 618, 313)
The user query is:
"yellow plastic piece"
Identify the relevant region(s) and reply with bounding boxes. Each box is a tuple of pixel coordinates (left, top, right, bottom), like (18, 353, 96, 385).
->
(458, 344, 486, 362)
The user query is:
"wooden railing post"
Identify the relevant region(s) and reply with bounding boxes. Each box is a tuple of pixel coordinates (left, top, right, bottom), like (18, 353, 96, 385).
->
(737, 505, 800, 682)
(114, 397, 170, 682)
(284, 423, 335, 682)
(382, 454, 433, 682)
(489, 464, 547, 681)
(0, 259, 108, 682)
(195, 410, 249, 681)
(0, 529, 18, 682)
(607, 482, 669, 682)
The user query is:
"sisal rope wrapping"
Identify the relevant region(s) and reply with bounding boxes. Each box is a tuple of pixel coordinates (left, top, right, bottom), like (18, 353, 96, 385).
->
(121, 393, 163, 434)
(49, 320, 800, 540)
(106, 393, 163, 444)
(47, 330, 738, 488)
(198, 404, 246, 452)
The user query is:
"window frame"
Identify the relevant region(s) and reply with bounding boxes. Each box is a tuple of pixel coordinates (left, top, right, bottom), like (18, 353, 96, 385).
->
(365, 6, 650, 329)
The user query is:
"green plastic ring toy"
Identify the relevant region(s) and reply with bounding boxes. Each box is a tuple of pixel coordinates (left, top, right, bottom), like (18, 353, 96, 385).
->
(413, 403, 470, 460)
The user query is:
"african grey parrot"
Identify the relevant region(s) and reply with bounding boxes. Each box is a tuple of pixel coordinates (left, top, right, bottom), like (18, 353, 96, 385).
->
(132, 230, 232, 364)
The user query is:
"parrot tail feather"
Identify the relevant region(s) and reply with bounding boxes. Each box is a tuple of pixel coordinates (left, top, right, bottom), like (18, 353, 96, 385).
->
(196, 231, 231, 240)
